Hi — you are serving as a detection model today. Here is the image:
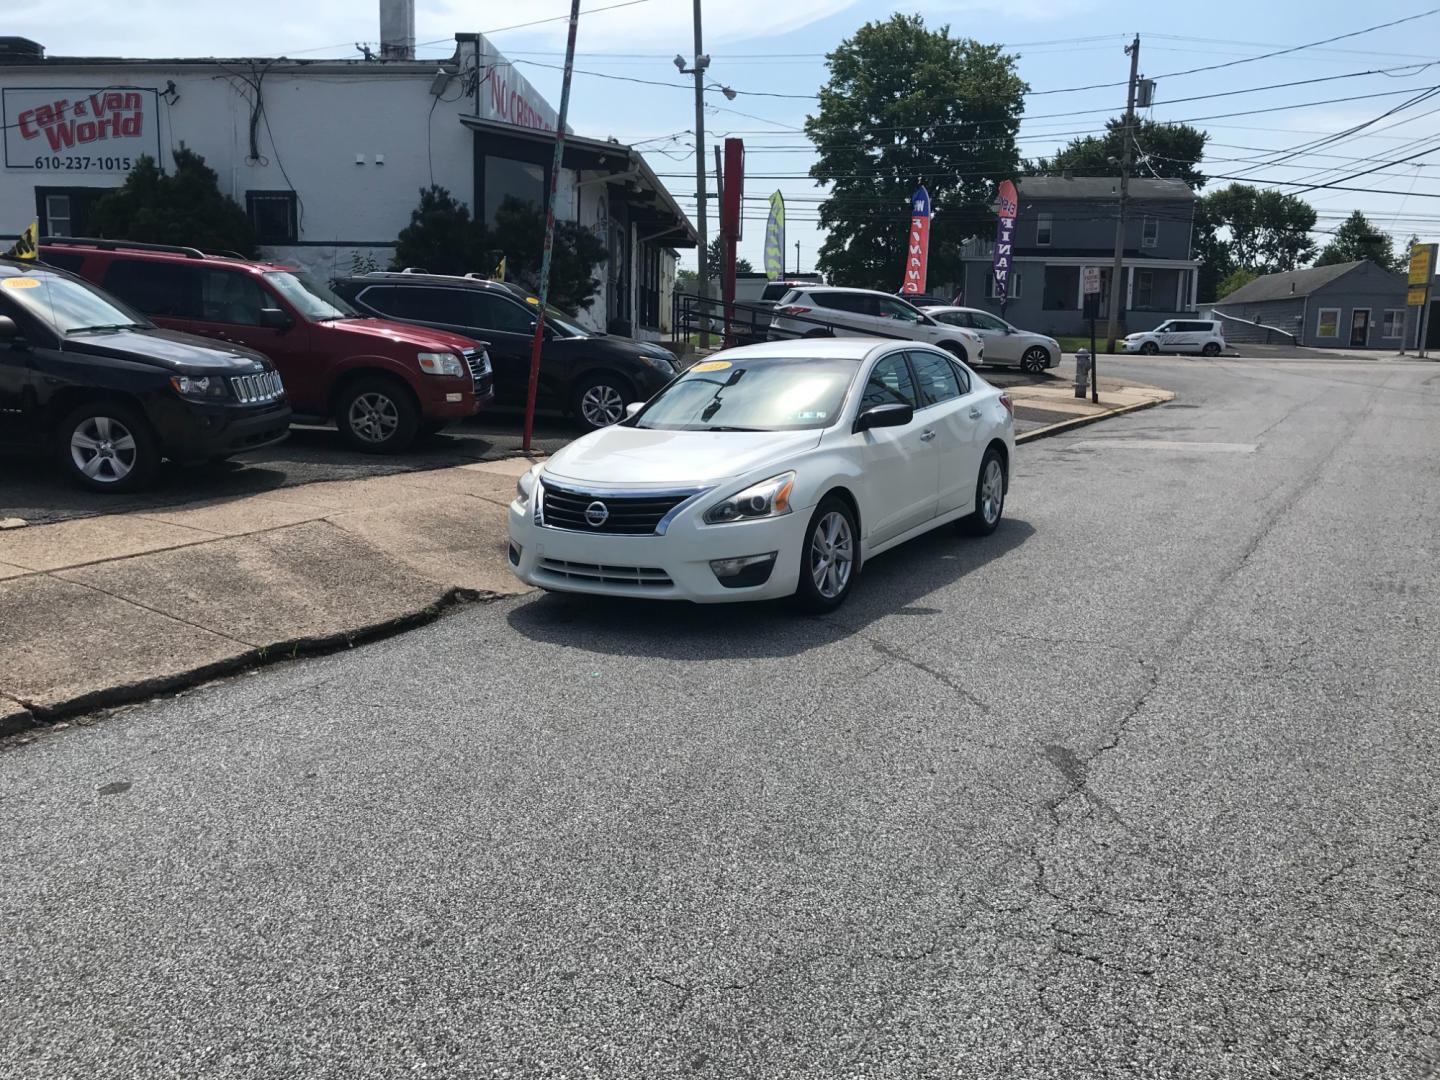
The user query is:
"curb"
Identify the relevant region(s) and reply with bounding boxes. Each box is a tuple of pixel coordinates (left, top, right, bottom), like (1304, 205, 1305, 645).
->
(1016, 395, 1170, 445)
(1, 586, 501, 738)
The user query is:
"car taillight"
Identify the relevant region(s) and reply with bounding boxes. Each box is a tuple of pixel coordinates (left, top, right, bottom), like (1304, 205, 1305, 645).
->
(778, 305, 812, 316)
(999, 393, 1014, 417)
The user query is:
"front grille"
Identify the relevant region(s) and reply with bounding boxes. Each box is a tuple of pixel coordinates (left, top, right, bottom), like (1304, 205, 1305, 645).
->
(539, 482, 692, 535)
(538, 559, 673, 588)
(230, 370, 284, 405)
(465, 348, 491, 385)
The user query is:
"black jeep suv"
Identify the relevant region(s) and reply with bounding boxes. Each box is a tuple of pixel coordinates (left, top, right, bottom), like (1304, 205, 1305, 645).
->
(0, 260, 290, 492)
(330, 273, 681, 431)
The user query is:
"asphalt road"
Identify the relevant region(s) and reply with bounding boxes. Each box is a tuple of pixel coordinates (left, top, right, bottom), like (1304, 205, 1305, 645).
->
(3, 354, 1438, 1078)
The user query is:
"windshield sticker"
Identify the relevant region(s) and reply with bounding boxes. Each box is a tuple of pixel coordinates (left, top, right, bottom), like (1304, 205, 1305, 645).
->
(525, 296, 540, 305)
(1, 277, 41, 289)
(796, 410, 828, 420)
(691, 360, 732, 372)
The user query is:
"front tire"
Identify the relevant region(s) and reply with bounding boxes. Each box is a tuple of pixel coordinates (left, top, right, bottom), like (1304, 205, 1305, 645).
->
(939, 340, 969, 364)
(56, 401, 160, 493)
(960, 448, 1006, 537)
(794, 496, 858, 613)
(1140, 341, 1160, 355)
(336, 376, 420, 454)
(1021, 347, 1049, 373)
(572, 372, 633, 432)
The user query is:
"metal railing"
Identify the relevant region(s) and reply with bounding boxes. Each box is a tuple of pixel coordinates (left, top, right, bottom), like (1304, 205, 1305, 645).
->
(669, 291, 910, 348)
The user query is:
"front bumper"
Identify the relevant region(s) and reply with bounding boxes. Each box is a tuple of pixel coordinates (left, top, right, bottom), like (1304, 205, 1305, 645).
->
(149, 397, 293, 459)
(506, 489, 810, 604)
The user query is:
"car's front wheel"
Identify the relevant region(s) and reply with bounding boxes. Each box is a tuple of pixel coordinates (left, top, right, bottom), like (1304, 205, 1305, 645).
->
(1021, 346, 1050, 373)
(336, 376, 420, 454)
(960, 448, 1006, 537)
(939, 340, 969, 364)
(1140, 340, 1160, 355)
(572, 372, 633, 432)
(794, 495, 858, 613)
(56, 401, 160, 493)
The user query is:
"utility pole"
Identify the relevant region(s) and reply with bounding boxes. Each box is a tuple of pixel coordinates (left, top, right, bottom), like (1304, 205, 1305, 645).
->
(689, 1, 710, 346)
(1105, 35, 1141, 353)
(794, 240, 800, 275)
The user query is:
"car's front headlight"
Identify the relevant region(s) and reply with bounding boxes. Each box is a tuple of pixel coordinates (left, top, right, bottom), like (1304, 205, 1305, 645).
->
(170, 374, 228, 400)
(417, 351, 465, 377)
(704, 471, 795, 525)
(515, 466, 540, 504)
(640, 352, 677, 373)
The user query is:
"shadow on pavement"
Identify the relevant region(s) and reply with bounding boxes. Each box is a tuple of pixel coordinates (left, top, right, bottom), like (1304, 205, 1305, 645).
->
(505, 517, 1035, 660)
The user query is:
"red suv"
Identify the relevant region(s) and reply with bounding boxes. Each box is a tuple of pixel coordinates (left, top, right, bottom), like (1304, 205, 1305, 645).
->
(43, 239, 493, 452)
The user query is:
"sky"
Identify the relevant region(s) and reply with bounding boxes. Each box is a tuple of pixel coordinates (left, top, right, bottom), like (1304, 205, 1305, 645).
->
(11, 1, 1440, 277)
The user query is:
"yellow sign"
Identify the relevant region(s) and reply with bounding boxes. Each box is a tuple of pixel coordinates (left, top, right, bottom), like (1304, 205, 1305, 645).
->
(524, 296, 539, 305)
(1408, 244, 1433, 286)
(1, 277, 40, 289)
(691, 359, 732, 372)
(2, 221, 38, 262)
(1408, 286, 1428, 306)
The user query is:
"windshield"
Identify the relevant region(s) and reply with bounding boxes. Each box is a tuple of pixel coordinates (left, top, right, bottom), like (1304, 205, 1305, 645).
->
(1, 272, 149, 335)
(264, 271, 357, 321)
(635, 355, 857, 432)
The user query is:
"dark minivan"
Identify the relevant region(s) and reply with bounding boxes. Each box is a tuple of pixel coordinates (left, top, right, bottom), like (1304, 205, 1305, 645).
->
(0, 259, 290, 491)
(331, 273, 680, 431)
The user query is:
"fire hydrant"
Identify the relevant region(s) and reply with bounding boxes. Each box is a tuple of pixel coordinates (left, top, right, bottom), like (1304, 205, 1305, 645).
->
(1074, 348, 1091, 398)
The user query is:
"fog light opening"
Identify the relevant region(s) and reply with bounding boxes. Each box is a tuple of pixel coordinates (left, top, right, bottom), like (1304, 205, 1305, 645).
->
(508, 543, 522, 566)
(710, 552, 778, 589)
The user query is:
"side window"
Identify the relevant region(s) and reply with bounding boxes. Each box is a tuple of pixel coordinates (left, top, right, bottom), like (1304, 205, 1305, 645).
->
(936, 310, 972, 328)
(369, 287, 466, 324)
(909, 350, 962, 406)
(355, 285, 399, 316)
(199, 270, 270, 326)
(970, 312, 1009, 332)
(950, 358, 972, 395)
(467, 292, 535, 333)
(101, 259, 199, 318)
(860, 353, 918, 409)
(876, 297, 922, 322)
(816, 292, 859, 314)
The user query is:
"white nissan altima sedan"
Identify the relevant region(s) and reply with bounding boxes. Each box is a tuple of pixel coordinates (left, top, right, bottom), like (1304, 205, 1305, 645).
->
(507, 338, 1015, 611)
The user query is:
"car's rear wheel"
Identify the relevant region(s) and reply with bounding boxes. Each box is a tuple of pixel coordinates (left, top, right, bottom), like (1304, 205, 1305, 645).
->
(56, 401, 159, 493)
(1021, 347, 1049, 373)
(1202, 341, 1221, 357)
(1140, 341, 1160, 355)
(794, 496, 858, 613)
(572, 372, 633, 432)
(939, 340, 969, 364)
(336, 376, 419, 454)
(960, 448, 1006, 537)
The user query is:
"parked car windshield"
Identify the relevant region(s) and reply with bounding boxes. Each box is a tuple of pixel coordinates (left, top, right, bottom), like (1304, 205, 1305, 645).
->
(2, 272, 149, 335)
(634, 355, 857, 432)
(265, 271, 358, 321)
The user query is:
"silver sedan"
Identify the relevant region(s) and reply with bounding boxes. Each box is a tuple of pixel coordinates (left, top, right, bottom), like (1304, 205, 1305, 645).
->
(926, 307, 1060, 373)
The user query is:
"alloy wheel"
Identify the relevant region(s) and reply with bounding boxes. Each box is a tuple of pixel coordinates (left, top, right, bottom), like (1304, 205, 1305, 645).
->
(349, 392, 400, 444)
(980, 458, 1005, 525)
(70, 415, 138, 484)
(1022, 347, 1048, 373)
(580, 383, 626, 427)
(810, 511, 854, 599)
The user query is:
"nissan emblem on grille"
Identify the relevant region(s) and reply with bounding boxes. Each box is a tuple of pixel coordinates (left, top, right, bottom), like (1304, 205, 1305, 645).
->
(585, 501, 610, 527)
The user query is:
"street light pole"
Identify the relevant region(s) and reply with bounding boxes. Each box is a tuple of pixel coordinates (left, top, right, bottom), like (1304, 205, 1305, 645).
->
(691, 0, 709, 347)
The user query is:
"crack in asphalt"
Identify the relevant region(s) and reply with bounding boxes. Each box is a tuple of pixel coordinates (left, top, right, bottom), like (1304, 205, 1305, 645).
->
(861, 637, 992, 715)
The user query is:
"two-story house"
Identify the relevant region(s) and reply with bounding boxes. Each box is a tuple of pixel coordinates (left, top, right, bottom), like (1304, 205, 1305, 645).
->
(960, 176, 1201, 336)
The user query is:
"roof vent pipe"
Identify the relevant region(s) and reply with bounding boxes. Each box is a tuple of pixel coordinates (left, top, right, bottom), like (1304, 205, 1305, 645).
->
(379, 0, 416, 59)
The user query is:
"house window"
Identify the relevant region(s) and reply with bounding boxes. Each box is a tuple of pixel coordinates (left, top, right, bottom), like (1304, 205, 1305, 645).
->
(1382, 309, 1404, 337)
(1036, 213, 1052, 247)
(1316, 308, 1340, 338)
(483, 157, 545, 226)
(1042, 265, 1079, 310)
(1142, 217, 1158, 248)
(44, 194, 72, 236)
(1136, 269, 1154, 308)
(246, 191, 298, 244)
(986, 269, 1022, 299)
(35, 186, 114, 238)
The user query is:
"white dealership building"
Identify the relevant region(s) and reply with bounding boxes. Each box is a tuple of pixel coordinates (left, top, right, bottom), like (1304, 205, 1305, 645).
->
(0, 7, 694, 338)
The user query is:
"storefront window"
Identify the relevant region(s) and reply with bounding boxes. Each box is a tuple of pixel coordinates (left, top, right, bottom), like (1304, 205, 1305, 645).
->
(483, 158, 544, 225)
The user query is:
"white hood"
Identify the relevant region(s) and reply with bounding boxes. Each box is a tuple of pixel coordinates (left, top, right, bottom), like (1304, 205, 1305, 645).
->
(543, 426, 823, 487)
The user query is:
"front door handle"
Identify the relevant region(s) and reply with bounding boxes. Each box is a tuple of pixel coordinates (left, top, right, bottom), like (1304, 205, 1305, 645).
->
(919, 429, 937, 442)
(968, 408, 982, 419)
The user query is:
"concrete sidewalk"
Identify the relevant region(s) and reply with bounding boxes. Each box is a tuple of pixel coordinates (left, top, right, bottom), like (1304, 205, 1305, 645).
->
(1007, 371, 1174, 441)
(0, 459, 537, 730)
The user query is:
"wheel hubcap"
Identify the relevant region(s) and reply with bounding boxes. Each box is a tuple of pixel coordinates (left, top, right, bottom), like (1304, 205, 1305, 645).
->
(809, 511, 854, 599)
(981, 459, 1004, 525)
(1024, 349, 1045, 371)
(70, 415, 137, 483)
(349, 392, 399, 443)
(581, 384, 626, 427)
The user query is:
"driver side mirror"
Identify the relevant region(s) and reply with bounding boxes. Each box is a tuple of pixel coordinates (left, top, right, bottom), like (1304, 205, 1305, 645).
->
(624, 401, 644, 419)
(259, 307, 292, 330)
(854, 402, 914, 433)
(0, 315, 17, 345)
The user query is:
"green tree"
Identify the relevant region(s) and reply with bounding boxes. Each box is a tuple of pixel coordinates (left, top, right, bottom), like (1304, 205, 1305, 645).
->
(1031, 119, 1208, 190)
(1199, 183, 1316, 274)
(1192, 197, 1234, 302)
(89, 149, 257, 256)
(806, 14, 1028, 287)
(707, 236, 754, 276)
(392, 185, 481, 274)
(1315, 210, 1399, 270)
(1397, 233, 1422, 274)
(1217, 267, 1258, 297)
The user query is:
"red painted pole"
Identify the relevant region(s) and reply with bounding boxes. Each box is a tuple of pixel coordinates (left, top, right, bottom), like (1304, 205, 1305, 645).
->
(522, 0, 582, 453)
